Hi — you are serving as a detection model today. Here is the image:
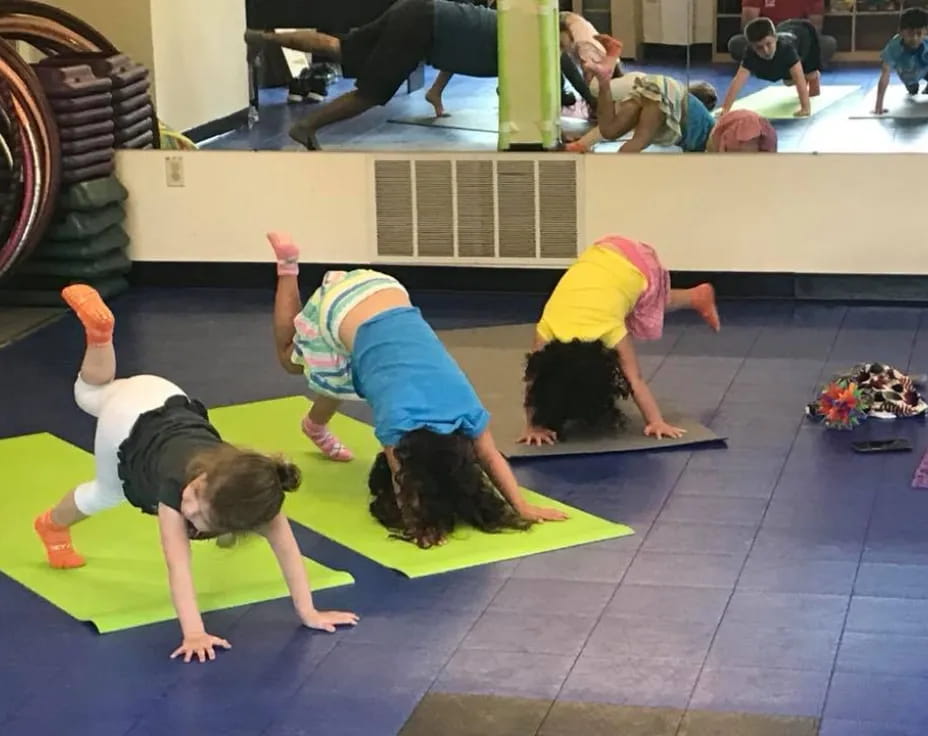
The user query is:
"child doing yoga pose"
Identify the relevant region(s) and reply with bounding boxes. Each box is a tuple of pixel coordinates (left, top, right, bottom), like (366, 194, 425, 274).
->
(34, 286, 358, 662)
(520, 235, 721, 446)
(566, 34, 717, 153)
(268, 234, 567, 548)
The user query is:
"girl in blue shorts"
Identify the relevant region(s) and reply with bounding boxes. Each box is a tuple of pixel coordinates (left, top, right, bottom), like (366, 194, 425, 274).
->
(267, 233, 567, 548)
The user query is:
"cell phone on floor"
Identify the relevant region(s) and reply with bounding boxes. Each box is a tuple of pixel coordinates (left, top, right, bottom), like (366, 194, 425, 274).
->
(851, 438, 913, 454)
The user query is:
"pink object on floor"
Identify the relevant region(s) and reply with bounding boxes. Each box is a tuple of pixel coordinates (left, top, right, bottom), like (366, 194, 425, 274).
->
(710, 110, 778, 153)
(912, 448, 928, 488)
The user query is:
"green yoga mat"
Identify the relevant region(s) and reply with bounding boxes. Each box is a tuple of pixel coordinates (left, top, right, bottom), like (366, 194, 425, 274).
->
(210, 397, 634, 578)
(0, 433, 354, 633)
(723, 84, 859, 119)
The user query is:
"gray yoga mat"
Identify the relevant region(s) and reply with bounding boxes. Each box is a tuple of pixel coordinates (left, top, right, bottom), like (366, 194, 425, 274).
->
(438, 324, 725, 458)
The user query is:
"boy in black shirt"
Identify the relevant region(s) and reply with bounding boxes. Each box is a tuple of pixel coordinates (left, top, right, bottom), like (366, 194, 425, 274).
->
(720, 17, 822, 118)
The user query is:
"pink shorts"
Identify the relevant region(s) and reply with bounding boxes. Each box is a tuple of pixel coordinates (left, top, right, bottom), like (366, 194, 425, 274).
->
(595, 234, 670, 341)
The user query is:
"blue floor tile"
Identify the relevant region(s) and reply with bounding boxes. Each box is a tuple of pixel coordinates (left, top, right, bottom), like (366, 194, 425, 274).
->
(819, 719, 924, 736)
(338, 609, 477, 655)
(690, 666, 831, 717)
(460, 610, 597, 657)
(603, 584, 731, 625)
(433, 649, 574, 700)
(625, 552, 744, 589)
(723, 591, 849, 636)
(824, 672, 928, 726)
(750, 525, 865, 562)
(641, 521, 756, 556)
(672, 466, 780, 499)
(560, 653, 702, 709)
(836, 632, 928, 678)
(583, 615, 717, 663)
(264, 690, 423, 736)
(707, 619, 841, 671)
(487, 578, 615, 617)
(854, 563, 928, 599)
(738, 557, 859, 595)
(656, 495, 768, 527)
(845, 596, 928, 637)
(509, 545, 634, 583)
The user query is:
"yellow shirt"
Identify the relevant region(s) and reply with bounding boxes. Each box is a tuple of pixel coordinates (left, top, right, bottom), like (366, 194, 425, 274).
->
(537, 244, 646, 348)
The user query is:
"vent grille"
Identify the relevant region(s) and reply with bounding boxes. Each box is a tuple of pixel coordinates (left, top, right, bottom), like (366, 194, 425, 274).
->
(373, 158, 578, 261)
(373, 160, 414, 256)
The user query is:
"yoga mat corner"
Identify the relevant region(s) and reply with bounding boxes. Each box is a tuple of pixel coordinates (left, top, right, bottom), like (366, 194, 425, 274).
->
(210, 397, 635, 579)
(0, 433, 353, 634)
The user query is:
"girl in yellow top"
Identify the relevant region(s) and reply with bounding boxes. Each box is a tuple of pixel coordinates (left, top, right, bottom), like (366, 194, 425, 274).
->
(520, 235, 721, 446)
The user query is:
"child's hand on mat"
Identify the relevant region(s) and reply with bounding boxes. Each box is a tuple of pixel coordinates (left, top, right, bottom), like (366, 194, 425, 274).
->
(644, 421, 687, 440)
(518, 503, 569, 522)
(518, 426, 558, 446)
(301, 609, 360, 633)
(171, 632, 231, 663)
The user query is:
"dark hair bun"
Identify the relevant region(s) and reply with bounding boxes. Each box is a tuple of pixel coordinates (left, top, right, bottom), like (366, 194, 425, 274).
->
(275, 460, 302, 492)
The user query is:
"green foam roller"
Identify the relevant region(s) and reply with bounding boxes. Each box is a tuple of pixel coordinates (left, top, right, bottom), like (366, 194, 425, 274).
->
(497, 0, 561, 150)
(37, 224, 129, 261)
(47, 203, 124, 241)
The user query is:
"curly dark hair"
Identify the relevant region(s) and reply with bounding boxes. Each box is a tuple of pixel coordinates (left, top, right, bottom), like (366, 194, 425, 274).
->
(368, 430, 531, 548)
(524, 338, 631, 438)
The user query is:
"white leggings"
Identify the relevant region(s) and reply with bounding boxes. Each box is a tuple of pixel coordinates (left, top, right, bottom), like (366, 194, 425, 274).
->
(73, 374, 186, 516)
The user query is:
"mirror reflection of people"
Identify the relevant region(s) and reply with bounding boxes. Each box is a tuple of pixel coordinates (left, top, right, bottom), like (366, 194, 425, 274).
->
(244, 0, 499, 149)
(519, 235, 721, 447)
(728, 0, 836, 68)
(873, 7, 928, 115)
(720, 18, 822, 119)
(567, 34, 716, 154)
(707, 110, 778, 152)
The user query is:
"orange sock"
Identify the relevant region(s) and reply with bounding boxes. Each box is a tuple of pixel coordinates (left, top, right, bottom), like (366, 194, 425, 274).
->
(34, 511, 85, 569)
(691, 284, 721, 332)
(61, 284, 114, 346)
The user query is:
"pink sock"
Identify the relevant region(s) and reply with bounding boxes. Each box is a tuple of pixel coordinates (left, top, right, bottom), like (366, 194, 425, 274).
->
(302, 415, 353, 462)
(267, 231, 300, 276)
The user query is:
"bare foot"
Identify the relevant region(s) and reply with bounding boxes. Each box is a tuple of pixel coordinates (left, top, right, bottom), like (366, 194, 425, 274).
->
(690, 283, 720, 332)
(289, 120, 320, 151)
(425, 88, 448, 118)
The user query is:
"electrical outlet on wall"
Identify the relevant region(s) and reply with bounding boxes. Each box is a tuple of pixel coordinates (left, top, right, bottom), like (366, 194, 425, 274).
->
(165, 156, 185, 187)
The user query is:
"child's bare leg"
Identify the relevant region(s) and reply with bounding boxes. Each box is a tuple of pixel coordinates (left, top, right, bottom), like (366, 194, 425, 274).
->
(35, 285, 116, 568)
(668, 285, 721, 331)
(268, 232, 302, 366)
(426, 71, 453, 117)
(244, 29, 341, 60)
(619, 100, 663, 153)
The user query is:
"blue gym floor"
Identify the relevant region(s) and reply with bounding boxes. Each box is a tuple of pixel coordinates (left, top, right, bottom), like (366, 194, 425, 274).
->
(3, 287, 928, 735)
(204, 62, 926, 154)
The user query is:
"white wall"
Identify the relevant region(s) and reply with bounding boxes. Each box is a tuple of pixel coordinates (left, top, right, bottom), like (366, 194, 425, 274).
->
(118, 149, 928, 275)
(149, 0, 249, 132)
(46, 0, 248, 131)
(120, 151, 373, 264)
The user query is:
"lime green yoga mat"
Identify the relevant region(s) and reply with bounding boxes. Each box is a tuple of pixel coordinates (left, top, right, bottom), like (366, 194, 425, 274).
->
(723, 84, 859, 119)
(209, 397, 634, 578)
(0, 433, 354, 633)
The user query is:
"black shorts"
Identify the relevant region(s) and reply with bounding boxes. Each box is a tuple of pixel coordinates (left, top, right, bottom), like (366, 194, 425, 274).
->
(340, 0, 435, 105)
(777, 19, 822, 76)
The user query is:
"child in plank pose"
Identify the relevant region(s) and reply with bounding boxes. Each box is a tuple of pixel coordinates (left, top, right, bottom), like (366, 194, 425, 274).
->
(520, 235, 721, 446)
(566, 34, 717, 153)
(873, 7, 928, 114)
(34, 285, 358, 662)
(720, 17, 822, 118)
(268, 233, 567, 549)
